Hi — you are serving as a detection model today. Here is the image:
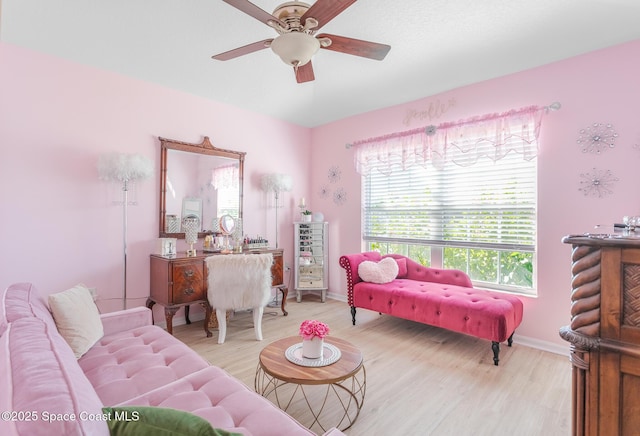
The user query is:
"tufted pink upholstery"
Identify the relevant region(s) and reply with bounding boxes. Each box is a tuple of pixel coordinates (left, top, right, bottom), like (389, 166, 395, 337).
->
(118, 366, 314, 436)
(1, 282, 58, 329)
(78, 325, 211, 406)
(339, 253, 523, 365)
(2, 283, 344, 435)
(0, 317, 109, 436)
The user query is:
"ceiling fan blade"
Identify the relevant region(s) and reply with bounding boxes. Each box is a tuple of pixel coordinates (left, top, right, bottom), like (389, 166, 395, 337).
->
(317, 33, 390, 60)
(212, 39, 273, 61)
(301, 0, 357, 30)
(222, 0, 286, 28)
(295, 62, 315, 83)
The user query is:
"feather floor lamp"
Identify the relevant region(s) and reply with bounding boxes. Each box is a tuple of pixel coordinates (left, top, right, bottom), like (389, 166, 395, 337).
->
(98, 153, 154, 309)
(261, 173, 292, 249)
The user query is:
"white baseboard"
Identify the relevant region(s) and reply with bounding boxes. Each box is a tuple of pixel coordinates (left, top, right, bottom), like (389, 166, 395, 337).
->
(326, 291, 347, 303)
(514, 335, 570, 356)
(284, 290, 347, 303)
(154, 312, 206, 330)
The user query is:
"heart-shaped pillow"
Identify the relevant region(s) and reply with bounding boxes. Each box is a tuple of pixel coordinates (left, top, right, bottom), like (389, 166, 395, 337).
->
(358, 257, 399, 284)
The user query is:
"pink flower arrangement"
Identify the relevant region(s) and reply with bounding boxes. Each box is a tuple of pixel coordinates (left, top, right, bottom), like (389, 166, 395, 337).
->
(299, 320, 330, 340)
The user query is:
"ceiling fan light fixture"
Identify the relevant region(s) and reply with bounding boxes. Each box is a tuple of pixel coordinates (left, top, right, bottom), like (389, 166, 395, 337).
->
(270, 32, 320, 67)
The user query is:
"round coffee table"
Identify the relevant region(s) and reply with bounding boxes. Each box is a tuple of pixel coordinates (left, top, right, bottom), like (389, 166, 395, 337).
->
(255, 336, 366, 432)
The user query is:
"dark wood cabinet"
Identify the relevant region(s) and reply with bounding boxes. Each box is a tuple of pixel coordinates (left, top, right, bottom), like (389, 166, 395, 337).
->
(561, 235, 640, 436)
(148, 248, 287, 337)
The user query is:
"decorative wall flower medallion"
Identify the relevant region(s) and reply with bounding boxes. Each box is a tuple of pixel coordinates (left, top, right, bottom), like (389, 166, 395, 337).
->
(318, 184, 330, 198)
(327, 165, 341, 183)
(333, 187, 347, 205)
(579, 168, 619, 198)
(576, 123, 618, 154)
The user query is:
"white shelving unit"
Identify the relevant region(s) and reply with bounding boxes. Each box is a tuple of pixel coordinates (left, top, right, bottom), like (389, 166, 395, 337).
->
(294, 221, 328, 302)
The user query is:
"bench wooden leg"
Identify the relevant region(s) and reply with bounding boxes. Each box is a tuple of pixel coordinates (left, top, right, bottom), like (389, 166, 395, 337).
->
(492, 333, 514, 366)
(491, 341, 500, 366)
(351, 306, 356, 325)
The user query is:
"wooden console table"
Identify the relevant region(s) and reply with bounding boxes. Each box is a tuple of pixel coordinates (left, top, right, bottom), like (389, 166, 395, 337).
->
(560, 234, 640, 435)
(148, 248, 288, 337)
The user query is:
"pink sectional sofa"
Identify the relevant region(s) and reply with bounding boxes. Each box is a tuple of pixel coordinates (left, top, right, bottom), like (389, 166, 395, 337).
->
(0, 283, 343, 435)
(339, 252, 524, 365)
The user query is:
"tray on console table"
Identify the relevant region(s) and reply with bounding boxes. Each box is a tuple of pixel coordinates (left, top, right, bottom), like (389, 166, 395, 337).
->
(148, 248, 288, 337)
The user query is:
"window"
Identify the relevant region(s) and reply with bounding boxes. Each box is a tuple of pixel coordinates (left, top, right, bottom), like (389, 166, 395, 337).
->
(362, 132, 537, 295)
(211, 164, 240, 219)
(217, 186, 239, 219)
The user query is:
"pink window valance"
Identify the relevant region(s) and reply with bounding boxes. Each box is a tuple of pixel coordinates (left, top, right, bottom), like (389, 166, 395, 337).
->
(211, 164, 239, 190)
(352, 105, 547, 175)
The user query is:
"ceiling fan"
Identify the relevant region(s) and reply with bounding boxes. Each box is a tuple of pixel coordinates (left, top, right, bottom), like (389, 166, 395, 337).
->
(212, 0, 391, 83)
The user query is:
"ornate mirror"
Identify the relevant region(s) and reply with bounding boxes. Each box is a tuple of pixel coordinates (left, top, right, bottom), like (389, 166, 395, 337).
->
(159, 136, 245, 239)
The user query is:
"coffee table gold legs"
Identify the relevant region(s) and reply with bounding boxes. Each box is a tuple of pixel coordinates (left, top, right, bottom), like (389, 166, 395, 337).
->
(255, 364, 366, 432)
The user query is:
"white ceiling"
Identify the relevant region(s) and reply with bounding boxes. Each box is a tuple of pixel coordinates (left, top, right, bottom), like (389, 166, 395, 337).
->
(2, 0, 640, 127)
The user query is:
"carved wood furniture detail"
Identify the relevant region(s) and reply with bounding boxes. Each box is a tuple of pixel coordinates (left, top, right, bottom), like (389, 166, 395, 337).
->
(148, 248, 287, 338)
(560, 235, 640, 436)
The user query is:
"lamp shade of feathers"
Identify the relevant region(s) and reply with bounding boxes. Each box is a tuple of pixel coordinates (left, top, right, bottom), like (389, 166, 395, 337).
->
(98, 153, 154, 182)
(261, 173, 292, 193)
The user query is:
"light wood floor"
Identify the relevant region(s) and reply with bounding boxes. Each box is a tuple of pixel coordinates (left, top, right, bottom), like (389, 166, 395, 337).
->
(173, 294, 572, 436)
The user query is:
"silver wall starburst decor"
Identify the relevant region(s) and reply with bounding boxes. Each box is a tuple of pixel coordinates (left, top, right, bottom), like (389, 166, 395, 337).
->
(578, 168, 619, 198)
(576, 123, 618, 154)
(320, 166, 346, 203)
(318, 184, 330, 198)
(333, 187, 347, 205)
(327, 165, 342, 183)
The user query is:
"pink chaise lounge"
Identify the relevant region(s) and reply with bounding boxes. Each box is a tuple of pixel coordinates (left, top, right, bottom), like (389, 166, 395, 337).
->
(0, 282, 344, 436)
(339, 252, 524, 365)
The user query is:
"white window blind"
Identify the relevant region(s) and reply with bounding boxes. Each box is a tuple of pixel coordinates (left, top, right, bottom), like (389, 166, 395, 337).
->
(363, 145, 536, 253)
(217, 187, 239, 219)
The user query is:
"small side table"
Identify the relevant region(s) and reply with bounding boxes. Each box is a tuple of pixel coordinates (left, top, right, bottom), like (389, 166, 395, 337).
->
(255, 336, 366, 432)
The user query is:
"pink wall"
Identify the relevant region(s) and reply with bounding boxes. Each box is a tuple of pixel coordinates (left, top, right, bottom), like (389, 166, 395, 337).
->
(3, 39, 640, 351)
(310, 40, 640, 351)
(0, 42, 310, 320)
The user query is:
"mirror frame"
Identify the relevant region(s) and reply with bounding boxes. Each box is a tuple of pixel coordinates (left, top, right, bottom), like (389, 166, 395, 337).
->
(158, 136, 245, 239)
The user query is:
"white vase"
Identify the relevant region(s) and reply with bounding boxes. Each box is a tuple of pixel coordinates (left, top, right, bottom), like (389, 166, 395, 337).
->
(302, 337, 324, 359)
(301, 214, 312, 222)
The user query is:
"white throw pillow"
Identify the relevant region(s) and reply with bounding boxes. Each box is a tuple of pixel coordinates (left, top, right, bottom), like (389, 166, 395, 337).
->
(358, 257, 399, 284)
(48, 284, 103, 358)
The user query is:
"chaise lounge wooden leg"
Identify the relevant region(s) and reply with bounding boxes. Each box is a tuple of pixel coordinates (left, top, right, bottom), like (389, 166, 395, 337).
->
(491, 341, 500, 366)
(492, 333, 514, 366)
(351, 306, 356, 325)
